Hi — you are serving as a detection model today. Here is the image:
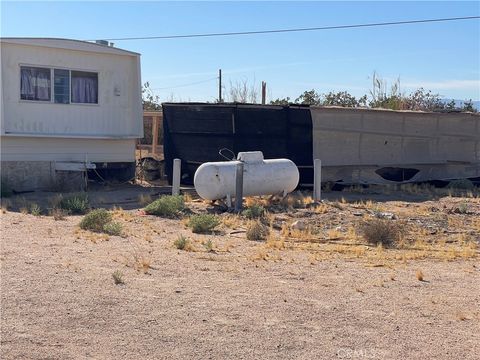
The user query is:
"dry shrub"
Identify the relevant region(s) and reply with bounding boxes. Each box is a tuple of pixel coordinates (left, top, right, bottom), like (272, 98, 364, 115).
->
(50, 207, 68, 220)
(266, 232, 285, 249)
(359, 219, 404, 247)
(246, 220, 269, 241)
(138, 194, 153, 206)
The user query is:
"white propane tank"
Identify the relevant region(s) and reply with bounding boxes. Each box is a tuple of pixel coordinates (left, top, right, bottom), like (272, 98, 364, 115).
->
(194, 151, 299, 201)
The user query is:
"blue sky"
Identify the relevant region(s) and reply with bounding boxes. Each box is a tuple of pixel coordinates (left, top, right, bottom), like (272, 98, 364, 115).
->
(2, 1, 479, 103)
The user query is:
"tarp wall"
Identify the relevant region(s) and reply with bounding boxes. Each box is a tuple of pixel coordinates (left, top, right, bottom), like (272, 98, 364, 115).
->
(162, 103, 312, 184)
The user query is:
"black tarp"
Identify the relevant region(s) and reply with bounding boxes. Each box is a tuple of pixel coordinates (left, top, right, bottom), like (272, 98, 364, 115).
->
(162, 103, 313, 185)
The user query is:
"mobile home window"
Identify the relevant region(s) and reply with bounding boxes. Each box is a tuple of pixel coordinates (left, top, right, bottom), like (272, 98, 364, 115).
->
(54, 69, 70, 104)
(20, 66, 51, 101)
(71, 71, 98, 104)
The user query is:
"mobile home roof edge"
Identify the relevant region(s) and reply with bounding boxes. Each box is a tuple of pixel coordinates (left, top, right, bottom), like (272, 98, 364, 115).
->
(0, 37, 140, 56)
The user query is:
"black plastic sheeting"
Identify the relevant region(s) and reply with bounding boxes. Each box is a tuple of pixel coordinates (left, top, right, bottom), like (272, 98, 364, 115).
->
(162, 103, 313, 185)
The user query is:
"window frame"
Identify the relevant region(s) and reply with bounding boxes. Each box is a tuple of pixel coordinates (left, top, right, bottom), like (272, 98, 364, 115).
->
(19, 65, 52, 102)
(19, 64, 99, 106)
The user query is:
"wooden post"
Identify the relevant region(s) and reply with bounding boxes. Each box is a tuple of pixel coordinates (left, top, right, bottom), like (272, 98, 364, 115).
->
(234, 162, 244, 212)
(261, 81, 266, 105)
(151, 115, 159, 155)
(218, 69, 222, 103)
(172, 158, 181, 196)
(313, 159, 322, 201)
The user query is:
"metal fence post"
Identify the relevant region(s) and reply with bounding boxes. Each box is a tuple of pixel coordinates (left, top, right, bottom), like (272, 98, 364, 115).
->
(234, 162, 244, 212)
(314, 159, 322, 201)
(172, 158, 181, 196)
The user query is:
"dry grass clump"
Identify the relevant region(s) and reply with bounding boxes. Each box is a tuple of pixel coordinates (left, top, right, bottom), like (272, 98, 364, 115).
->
(416, 269, 424, 281)
(266, 232, 285, 249)
(359, 219, 404, 247)
(174, 235, 195, 251)
(79, 209, 123, 236)
(138, 193, 153, 206)
(222, 214, 243, 229)
(49, 207, 68, 220)
(280, 192, 314, 209)
(112, 270, 125, 285)
(29, 203, 42, 216)
(144, 195, 185, 217)
(188, 214, 220, 233)
(246, 220, 269, 241)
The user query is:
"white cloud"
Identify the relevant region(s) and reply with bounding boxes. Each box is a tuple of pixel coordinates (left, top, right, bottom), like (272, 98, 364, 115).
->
(401, 79, 480, 91)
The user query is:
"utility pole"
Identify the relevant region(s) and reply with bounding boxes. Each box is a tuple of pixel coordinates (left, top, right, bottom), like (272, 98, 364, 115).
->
(261, 81, 266, 105)
(218, 69, 222, 103)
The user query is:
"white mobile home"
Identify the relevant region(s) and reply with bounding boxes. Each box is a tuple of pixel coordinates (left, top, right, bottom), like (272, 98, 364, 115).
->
(0, 38, 143, 191)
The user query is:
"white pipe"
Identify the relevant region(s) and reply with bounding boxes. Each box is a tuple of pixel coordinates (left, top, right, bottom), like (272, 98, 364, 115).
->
(314, 159, 322, 201)
(172, 158, 181, 196)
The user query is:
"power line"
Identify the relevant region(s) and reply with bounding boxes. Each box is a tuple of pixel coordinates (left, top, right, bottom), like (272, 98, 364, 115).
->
(151, 77, 218, 91)
(88, 16, 480, 42)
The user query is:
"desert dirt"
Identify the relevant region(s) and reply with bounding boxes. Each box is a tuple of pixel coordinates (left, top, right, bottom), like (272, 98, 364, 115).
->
(1, 183, 479, 359)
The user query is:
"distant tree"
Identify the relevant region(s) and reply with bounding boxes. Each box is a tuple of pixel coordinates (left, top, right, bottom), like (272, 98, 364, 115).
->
(270, 97, 291, 105)
(405, 88, 445, 112)
(462, 99, 477, 112)
(142, 82, 161, 110)
(295, 89, 322, 105)
(228, 79, 258, 103)
(322, 91, 368, 107)
(445, 99, 457, 110)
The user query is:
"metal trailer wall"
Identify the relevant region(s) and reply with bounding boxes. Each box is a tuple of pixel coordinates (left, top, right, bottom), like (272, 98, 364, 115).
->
(162, 103, 313, 185)
(311, 107, 480, 184)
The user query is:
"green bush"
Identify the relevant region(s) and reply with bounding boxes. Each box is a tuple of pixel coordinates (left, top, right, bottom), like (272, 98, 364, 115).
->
(246, 220, 269, 241)
(188, 214, 220, 234)
(60, 193, 89, 214)
(242, 204, 265, 219)
(79, 209, 112, 232)
(144, 195, 185, 217)
(103, 221, 123, 236)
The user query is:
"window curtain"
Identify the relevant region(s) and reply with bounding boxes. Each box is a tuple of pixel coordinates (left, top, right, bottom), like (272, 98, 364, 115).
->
(20, 68, 51, 101)
(72, 76, 98, 103)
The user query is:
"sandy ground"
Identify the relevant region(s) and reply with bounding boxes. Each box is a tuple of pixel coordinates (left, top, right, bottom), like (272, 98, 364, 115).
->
(1, 185, 479, 359)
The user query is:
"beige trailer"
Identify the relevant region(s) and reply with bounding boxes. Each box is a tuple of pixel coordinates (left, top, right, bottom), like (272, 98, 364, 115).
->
(310, 107, 480, 184)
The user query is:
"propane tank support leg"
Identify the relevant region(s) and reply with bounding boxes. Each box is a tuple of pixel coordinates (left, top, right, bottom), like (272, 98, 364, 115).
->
(234, 162, 244, 212)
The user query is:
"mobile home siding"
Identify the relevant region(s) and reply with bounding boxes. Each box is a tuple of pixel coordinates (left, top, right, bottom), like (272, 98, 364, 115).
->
(1, 41, 143, 138)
